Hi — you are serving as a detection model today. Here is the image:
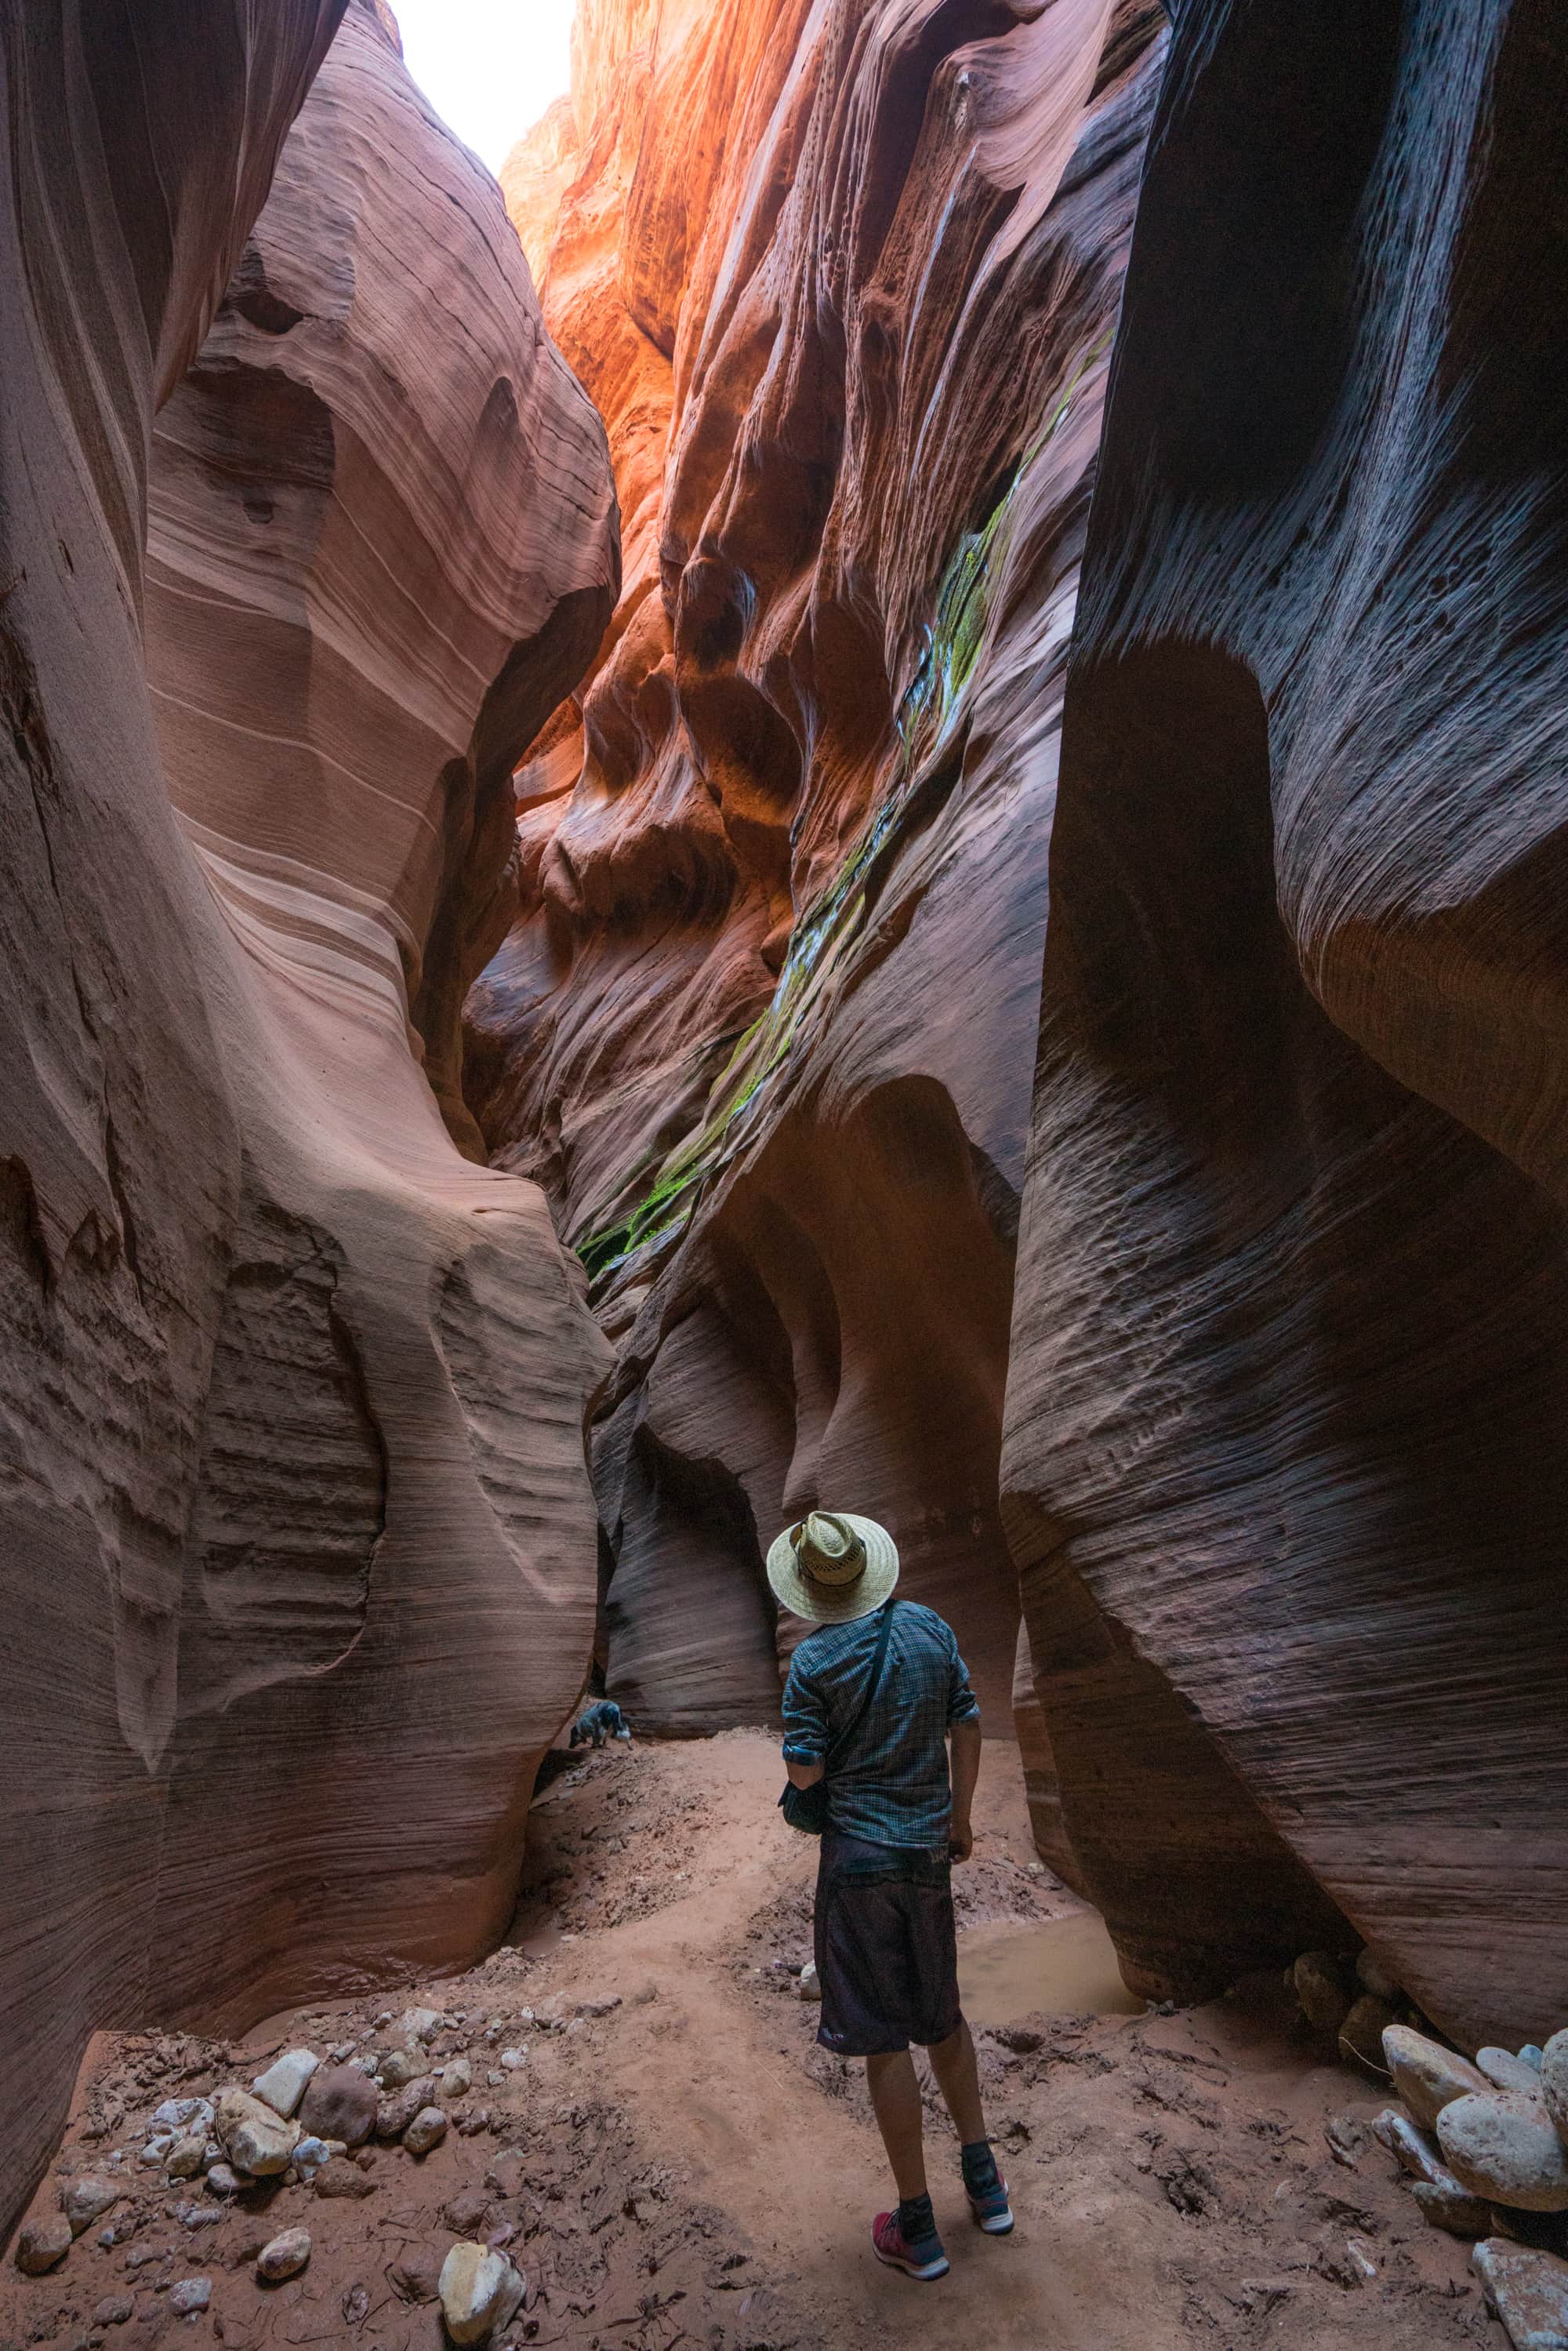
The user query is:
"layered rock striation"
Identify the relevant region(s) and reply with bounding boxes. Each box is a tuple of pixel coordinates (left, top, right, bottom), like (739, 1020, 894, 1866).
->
(0, 0, 615, 2239)
(470, 0, 1168, 1734)
(1002, 0, 1568, 2039)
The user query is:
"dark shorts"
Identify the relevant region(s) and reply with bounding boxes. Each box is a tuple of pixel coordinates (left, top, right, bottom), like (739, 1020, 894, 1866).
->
(814, 1831, 962, 2057)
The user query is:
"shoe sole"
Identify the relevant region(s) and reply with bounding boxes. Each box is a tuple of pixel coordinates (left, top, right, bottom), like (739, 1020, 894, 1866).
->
(874, 2246, 951, 2280)
(973, 2207, 1014, 2234)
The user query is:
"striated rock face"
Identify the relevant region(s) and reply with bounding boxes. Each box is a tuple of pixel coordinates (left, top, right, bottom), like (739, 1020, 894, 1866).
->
(0, 0, 615, 2240)
(470, 0, 1168, 1730)
(1002, 0, 1568, 2038)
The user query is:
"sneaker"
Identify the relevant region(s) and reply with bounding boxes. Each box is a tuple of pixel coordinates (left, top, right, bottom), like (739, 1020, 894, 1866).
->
(966, 2167, 1014, 2235)
(872, 2210, 950, 2280)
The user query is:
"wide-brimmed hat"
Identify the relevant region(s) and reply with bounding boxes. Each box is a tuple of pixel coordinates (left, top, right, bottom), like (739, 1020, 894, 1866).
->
(766, 1510, 899, 1624)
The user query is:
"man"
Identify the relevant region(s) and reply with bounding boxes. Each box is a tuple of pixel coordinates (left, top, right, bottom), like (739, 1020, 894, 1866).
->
(570, 1698, 631, 1750)
(769, 1509, 1011, 2282)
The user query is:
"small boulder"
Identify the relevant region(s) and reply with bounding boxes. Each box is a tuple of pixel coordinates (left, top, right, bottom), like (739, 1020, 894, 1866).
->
(60, 2178, 120, 2237)
(312, 2157, 376, 2201)
(1472, 2239, 1568, 2351)
(1339, 1994, 1399, 2074)
(375, 2078, 436, 2141)
(1294, 1952, 1353, 2037)
(401, 2007, 443, 2046)
(299, 2062, 379, 2149)
(14, 2213, 71, 2274)
(438, 2058, 474, 2101)
(214, 2087, 299, 2177)
(377, 2048, 423, 2091)
(252, 2049, 319, 2119)
(403, 2106, 448, 2157)
(256, 2227, 312, 2282)
(1383, 2026, 1492, 2131)
(1374, 2106, 1453, 2185)
(169, 2275, 212, 2316)
(1483, 2050, 1555, 2098)
(1439, 2094, 1568, 2213)
(438, 2242, 524, 2346)
(1541, 2032, 1568, 2146)
(1355, 1947, 1401, 2001)
(1413, 2180, 1495, 2238)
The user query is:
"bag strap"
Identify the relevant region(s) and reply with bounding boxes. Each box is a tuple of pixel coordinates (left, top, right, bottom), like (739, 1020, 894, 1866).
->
(827, 1601, 897, 1768)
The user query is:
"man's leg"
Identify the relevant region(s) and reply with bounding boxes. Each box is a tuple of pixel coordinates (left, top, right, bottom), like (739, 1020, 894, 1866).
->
(865, 2051, 927, 2200)
(926, 2020, 985, 2145)
(927, 2020, 1013, 2233)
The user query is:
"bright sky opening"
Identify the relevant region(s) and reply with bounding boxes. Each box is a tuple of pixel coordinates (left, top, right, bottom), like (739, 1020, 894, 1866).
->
(393, 0, 575, 176)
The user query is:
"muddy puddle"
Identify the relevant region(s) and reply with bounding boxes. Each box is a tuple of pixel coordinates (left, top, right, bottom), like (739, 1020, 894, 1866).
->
(958, 1910, 1145, 2024)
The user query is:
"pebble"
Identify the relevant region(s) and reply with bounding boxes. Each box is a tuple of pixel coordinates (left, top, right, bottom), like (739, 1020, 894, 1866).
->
(404, 2106, 448, 2157)
(168, 2276, 211, 2316)
(1383, 2025, 1492, 2131)
(1294, 1952, 1352, 2037)
(439, 2242, 525, 2346)
(165, 2133, 207, 2180)
(1439, 2093, 1568, 2212)
(499, 2048, 527, 2071)
(377, 2048, 423, 2091)
(205, 2164, 243, 2197)
(1472, 2239, 1568, 2350)
(401, 2007, 443, 2045)
(375, 2079, 436, 2141)
(140, 2135, 174, 2166)
(1541, 2033, 1568, 2146)
(1374, 2106, 1454, 2185)
(256, 2228, 312, 2282)
(61, 2178, 120, 2237)
(214, 2087, 299, 2177)
(92, 2296, 133, 2327)
(14, 2214, 72, 2274)
(798, 1963, 821, 2002)
(299, 2062, 379, 2149)
(439, 2058, 474, 2099)
(252, 2049, 319, 2119)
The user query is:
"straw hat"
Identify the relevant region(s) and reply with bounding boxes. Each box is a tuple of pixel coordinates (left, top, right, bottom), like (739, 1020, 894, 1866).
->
(766, 1510, 899, 1624)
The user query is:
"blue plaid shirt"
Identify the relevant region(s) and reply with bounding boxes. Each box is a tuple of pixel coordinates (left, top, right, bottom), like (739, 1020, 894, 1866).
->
(782, 1601, 981, 1850)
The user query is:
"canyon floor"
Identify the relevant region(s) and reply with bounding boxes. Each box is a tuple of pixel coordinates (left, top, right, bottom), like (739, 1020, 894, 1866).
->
(4, 1735, 1499, 2351)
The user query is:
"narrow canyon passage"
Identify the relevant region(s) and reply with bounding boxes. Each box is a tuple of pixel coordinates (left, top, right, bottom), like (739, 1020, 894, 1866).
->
(2, 0, 1567, 2347)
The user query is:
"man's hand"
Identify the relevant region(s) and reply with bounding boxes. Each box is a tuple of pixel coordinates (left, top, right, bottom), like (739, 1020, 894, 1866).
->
(949, 1817, 975, 1863)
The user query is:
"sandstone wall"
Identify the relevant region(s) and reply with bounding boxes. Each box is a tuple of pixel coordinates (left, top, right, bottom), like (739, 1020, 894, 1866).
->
(470, 0, 1169, 1732)
(1002, 0, 1568, 2044)
(0, 0, 616, 2238)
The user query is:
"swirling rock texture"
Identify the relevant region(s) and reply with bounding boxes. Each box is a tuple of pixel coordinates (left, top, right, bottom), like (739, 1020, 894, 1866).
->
(1001, 0, 1568, 2044)
(469, 0, 1168, 1735)
(0, 0, 615, 2240)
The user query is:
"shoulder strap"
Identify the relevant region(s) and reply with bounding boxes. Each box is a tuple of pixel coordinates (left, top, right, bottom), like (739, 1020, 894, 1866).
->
(828, 1601, 897, 1764)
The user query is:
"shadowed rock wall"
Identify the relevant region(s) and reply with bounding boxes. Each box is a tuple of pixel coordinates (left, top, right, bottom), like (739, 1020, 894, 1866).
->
(1002, 0, 1568, 2044)
(0, 0, 616, 2239)
(470, 0, 1169, 1733)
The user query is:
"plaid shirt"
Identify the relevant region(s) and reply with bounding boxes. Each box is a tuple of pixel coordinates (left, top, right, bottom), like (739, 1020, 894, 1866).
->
(782, 1601, 981, 1851)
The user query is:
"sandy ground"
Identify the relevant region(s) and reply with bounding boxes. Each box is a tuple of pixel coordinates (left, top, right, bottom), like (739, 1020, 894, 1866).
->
(2, 1733, 1501, 2350)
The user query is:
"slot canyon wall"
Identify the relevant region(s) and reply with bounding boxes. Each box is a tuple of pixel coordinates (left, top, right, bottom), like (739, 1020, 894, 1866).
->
(1002, 0, 1568, 2049)
(0, 0, 616, 2239)
(469, 0, 1171, 1736)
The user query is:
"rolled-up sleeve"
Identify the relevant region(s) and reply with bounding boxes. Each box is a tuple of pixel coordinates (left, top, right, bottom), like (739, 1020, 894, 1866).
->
(946, 1629, 982, 1727)
(782, 1651, 827, 1763)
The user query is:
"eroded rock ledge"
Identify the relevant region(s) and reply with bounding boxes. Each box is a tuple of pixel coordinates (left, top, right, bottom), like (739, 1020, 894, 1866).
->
(0, 0, 616, 2239)
(469, 0, 1169, 1735)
